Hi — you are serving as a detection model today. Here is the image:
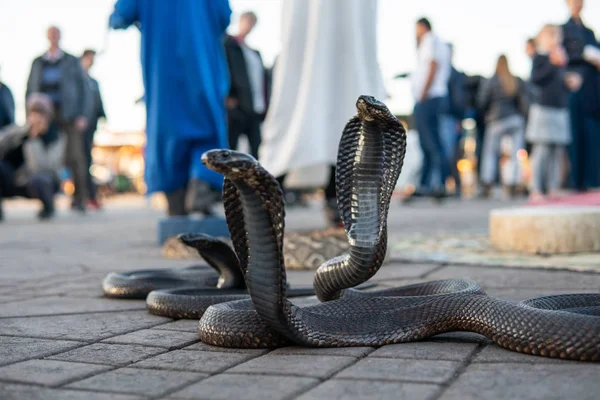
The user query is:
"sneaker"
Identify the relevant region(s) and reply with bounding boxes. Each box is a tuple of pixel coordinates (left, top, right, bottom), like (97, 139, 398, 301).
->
(37, 207, 55, 220)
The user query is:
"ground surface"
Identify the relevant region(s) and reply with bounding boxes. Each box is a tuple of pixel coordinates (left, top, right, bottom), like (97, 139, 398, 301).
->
(1, 195, 599, 400)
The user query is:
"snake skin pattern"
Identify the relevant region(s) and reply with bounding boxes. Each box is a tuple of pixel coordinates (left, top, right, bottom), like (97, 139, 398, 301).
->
(198, 96, 600, 361)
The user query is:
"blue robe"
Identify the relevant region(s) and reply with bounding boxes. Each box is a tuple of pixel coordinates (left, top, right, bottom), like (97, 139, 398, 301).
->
(109, 0, 231, 193)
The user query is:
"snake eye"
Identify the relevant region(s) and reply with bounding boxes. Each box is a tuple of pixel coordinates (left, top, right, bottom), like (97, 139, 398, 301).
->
(221, 150, 231, 159)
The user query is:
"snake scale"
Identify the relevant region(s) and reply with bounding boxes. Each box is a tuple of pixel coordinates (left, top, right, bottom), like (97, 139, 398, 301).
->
(198, 96, 600, 361)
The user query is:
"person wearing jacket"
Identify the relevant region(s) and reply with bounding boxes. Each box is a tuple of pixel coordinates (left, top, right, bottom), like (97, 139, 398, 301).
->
(0, 93, 66, 221)
(80, 49, 106, 210)
(477, 55, 528, 198)
(26, 26, 91, 212)
(526, 24, 580, 201)
(224, 11, 269, 159)
(562, 0, 600, 192)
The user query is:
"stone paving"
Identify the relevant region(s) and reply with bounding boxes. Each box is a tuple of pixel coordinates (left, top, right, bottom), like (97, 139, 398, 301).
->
(1, 196, 599, 399)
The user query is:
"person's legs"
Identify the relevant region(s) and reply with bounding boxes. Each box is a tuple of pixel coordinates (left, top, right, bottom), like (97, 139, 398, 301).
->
(26, 172, 56, 219)
(424, 97, 446, 195)
(547, 144, 564, 195)
(529, 143, 548, 196)
(65, 123, 88, 211)
(83, 127, 98, 204)
(439, 113, 457, 179)
(582, 116, 600, 190)
(227, 109, 245, 152)
(0, 161, 17, 221)
(246, 114, 262, 159)
(414, 102, 432, 193)
(479, 120, 503, 189)
(567, 92, 584, 191)
(508, 116, 526, 188)
(323, 165, 341, 226)
(186, 140, 226, 215)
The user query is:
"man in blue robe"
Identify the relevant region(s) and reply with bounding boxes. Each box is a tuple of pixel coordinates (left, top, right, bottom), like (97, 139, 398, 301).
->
(109, 0, 231, 215)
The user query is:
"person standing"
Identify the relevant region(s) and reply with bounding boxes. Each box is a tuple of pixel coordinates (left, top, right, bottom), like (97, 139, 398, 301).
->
(225, 11, 269, 158)
(0, 93, 66, 221)
(80, 49, 106, 210)
(439, 43, 466, 197)
(258, 0, 387, 226)
(562, 0, 600, 192)
(477, 55, 528, 198)
(109, 0, 231, 216)
(411, 18, 449, 200)
(26, 26, 90, 212)
(0, 69, 15, 130)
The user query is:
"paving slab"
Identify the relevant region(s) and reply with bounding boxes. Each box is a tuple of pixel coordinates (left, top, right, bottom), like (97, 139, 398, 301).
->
(0, 311, 170, 341)
(0, 383, 145, 400)
(368, 263, 442, 281)
(335, 358, 461, 384)
(131, 350, 257, 373)
(66, 367, 206, 397)
(47, 343, 167, 366)
(0, 297, 145, 317)
(153, 319, 200, 333)
(182, 341, 271, 355)
(473, 345, 586, 364)
(0, 359, 111, 386)
(297, 380, 441, 400)
(101, 329, 199, 349)
(428, 265, 600, 289)
(167, 373, 319, 400)
(0, 336, 81, 366)
(228, 354, 356, 378)
(440, 362, 600, 400)
(269, 346, 375, 358)
(369, 341, 478, 361)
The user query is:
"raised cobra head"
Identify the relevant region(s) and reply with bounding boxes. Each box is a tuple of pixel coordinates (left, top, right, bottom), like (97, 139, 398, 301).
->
(356, 95, 396, 123)
(201, 149, 259, 180)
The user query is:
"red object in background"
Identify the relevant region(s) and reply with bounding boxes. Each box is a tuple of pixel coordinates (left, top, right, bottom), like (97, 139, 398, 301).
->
(526, 190, 600, 206)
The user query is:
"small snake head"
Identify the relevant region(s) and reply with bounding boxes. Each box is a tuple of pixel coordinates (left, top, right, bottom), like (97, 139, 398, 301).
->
(202, 149, 257, 180)
(356, 95, 391, 122)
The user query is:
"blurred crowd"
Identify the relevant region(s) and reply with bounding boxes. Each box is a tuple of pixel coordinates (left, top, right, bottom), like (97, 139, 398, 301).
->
(1, 0, 598, 226)
(404, 0, 600, 203)
(0, 27, 105, 221)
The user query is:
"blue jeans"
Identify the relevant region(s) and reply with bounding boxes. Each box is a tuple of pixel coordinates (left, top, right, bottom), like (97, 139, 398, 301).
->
(568, 90, 600, 191)
(414, 97, 446, 192)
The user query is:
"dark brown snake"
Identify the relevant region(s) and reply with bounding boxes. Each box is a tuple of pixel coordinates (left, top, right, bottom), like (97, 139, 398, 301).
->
(198, 96, 600, 361)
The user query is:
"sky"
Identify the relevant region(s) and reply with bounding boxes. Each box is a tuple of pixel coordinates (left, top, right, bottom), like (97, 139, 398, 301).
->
(0, 0, 598, 131)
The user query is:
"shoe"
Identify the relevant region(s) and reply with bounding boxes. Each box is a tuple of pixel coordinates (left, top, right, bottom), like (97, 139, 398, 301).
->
(37, 207, 55, 220)
(87, 199, 103, 211)
(478, 184, 492, 199)
(71, 202, 86, 214)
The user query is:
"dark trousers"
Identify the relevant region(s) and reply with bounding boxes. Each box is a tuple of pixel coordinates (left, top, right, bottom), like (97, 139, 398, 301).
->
(0, 161, 57, 211)
(63, 122, 88, 205)
(228, 109, 262, 159)
(414, 97, 446, 192)
(568, 91, 600, 191)
(83, 127, 97, 200)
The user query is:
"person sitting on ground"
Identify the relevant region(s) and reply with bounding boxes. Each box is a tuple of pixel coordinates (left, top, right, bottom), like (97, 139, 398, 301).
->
(0, 93, 66, 221)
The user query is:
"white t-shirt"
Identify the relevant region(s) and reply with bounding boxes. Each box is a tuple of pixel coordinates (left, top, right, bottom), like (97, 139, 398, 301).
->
(240, 44, 266, 114)
(411, 32, 449, 101)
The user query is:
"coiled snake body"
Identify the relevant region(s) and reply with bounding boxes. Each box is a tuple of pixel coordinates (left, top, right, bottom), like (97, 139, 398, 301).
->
(198, 96, 600, 361)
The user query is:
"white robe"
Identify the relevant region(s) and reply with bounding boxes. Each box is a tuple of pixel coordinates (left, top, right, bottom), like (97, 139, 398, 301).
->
(259, 0, 387, 187)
